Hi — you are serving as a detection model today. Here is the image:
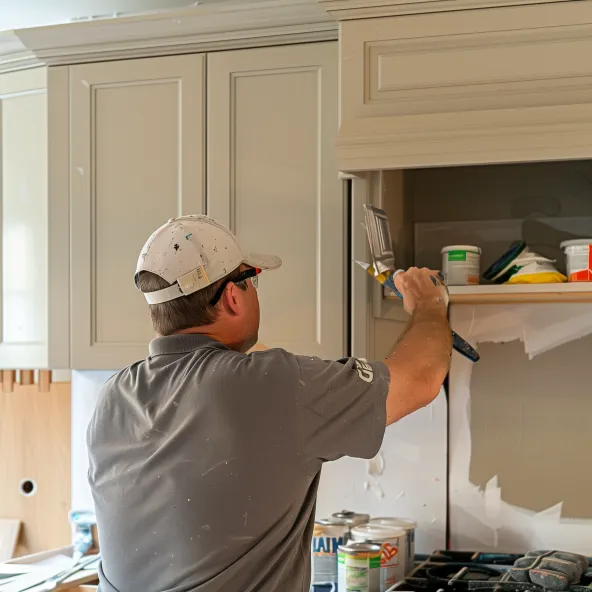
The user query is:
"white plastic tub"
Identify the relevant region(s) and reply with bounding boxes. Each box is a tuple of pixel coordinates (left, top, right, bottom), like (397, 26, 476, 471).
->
(561, 239, 592, 282)
(441, 245, 481, 286)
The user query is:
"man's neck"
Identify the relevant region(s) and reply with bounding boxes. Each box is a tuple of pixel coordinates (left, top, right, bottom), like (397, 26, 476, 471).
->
(171, 326, 248, 353)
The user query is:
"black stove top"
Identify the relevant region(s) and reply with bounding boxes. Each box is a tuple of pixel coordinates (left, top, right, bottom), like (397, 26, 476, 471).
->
(387, 551, 592, 592)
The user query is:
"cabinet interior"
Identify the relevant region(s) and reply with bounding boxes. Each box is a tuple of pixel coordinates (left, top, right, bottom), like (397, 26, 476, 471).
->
(383, 159, 592, 279)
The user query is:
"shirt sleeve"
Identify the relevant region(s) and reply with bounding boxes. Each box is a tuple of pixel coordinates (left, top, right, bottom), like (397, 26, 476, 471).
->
(295, 355, 390, 462)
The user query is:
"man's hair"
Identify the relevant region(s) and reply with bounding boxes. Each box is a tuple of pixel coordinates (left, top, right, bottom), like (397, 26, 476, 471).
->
(136, 268, 247, 336)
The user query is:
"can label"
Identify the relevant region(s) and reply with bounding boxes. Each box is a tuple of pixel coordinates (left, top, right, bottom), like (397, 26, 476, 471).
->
(379, 538, 404, 589)
(567, 244, 592, 282)
(311, 521, 349, 584)
(338, 548, 381, 592)
(443, 250, 480, 286)
(447, 250, 467, 261)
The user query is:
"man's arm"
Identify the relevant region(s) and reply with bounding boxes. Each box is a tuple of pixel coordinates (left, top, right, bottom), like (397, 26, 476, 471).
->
(384, 268, 452, 425)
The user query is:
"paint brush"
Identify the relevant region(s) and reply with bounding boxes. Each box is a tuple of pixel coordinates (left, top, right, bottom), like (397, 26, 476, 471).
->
(360, 205, 480, 363)
(357, 262, 480, 362)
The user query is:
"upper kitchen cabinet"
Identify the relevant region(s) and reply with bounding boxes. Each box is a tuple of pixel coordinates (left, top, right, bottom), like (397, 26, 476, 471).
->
(68, 55, 206, 369)
(0, 68, 69, 370)
(327, 1, 592, 172)
(207, 42, 345, 359)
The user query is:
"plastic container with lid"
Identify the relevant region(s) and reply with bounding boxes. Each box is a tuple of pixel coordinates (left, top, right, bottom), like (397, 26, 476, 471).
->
(561, 239, 592, 282)
(370, 517, 417, 575)
(441, 245, 481, 286)
(351, 523, 407, 590)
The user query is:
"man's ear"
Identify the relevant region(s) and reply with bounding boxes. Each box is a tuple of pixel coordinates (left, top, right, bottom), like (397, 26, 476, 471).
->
(223, 282, 242, 316)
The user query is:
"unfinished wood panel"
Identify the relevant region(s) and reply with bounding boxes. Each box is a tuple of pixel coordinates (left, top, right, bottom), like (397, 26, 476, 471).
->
(19, 371, 34, 386)
(0, 382, 71, 554)
(2, 370, 15, 393)
(70, 55, 205, 369)
(208, 42, 344, 358)
(38, 370, 52, 393)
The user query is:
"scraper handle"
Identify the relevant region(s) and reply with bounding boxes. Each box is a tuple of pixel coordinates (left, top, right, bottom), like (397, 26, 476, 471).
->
(387, 270, 480, 363)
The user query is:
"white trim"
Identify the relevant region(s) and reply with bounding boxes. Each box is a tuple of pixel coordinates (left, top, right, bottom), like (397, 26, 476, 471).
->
(319, 0, 575, 20)
(0, 0, 337, 74)
(336, 103, 592, 172)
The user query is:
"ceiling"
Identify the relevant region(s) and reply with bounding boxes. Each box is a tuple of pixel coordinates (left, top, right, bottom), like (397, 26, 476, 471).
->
(0, 0, 199, 31)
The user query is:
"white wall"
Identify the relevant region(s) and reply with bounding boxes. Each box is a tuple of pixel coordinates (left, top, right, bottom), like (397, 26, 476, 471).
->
(315, 317, 448, 554)
(71, 370, 116, 512)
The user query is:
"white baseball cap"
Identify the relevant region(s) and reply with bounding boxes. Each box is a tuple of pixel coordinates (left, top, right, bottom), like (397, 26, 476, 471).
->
(135, 215, 282, 304)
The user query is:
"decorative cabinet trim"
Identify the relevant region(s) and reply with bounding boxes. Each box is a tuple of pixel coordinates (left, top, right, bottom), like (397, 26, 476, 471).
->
(336, 2, 592, 171)
(319, 0, 575, 20)
(0, 0, 337, 74)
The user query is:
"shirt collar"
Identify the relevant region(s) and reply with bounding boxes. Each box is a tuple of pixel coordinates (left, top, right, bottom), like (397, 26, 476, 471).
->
(148, 334, 227, 356)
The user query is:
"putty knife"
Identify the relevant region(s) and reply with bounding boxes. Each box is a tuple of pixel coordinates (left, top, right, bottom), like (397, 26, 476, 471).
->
(362, 205, 480, 363)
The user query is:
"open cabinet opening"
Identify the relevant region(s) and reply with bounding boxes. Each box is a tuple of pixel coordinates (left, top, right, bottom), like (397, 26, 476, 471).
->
(380, 160, 592, 304)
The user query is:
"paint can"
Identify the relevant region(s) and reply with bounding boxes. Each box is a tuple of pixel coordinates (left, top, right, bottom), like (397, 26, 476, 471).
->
(338, 542, 382, 592)
(370, 517, 417, 575)
(351, 523, 407, 591)
(441, 245, 481, 286)
(332, 510, 371, 530)
(561, 239, 592, 282)
(311, 518, 349, 585)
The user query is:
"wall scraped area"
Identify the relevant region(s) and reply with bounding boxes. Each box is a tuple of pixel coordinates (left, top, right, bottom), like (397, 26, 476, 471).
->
(469, 339, 592, 519)
(449, 304, 592, 554)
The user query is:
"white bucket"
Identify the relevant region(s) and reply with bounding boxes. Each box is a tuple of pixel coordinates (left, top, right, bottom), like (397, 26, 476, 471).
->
(351, 523, 407, 591)
(369, 517, 417, 575)
(441, 245, 481, 286)
(561, 239, 592, 282)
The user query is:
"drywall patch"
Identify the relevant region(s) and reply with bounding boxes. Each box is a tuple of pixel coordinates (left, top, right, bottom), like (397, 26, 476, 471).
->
(449, 304, 592, 554)
(469, 338, 592, 519)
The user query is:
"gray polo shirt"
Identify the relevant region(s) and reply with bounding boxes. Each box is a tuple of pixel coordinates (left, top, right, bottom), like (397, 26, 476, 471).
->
(87, 334, 389, 592)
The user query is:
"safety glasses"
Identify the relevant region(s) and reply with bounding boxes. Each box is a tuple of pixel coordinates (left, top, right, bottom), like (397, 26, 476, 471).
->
(210, 267, 261, 306)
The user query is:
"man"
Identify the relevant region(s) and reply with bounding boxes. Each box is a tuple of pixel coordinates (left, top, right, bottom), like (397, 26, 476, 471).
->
(87, 214, 452, 592)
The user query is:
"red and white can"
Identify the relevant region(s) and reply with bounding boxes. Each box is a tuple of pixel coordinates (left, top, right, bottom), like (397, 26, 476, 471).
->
(351, 523, 407, 591)
(562, 239, 592, 282)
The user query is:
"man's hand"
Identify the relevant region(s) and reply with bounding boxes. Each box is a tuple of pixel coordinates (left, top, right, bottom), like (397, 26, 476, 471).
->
(394, 267, 448, 316)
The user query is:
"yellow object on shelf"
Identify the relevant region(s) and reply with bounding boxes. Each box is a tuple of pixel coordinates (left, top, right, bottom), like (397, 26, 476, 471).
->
(506, 271, 567, 284)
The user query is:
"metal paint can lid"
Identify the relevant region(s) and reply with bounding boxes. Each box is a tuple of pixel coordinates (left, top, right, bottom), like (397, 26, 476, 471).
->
(351, 523, 406, 542)
(332, 510, 370, 526)
(316, 517, 349, 526)
(370, 517, 417, 531)
(338, 542, 382, 556)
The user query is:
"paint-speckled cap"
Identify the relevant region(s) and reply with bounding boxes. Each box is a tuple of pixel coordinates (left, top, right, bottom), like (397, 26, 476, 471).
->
(135, 215, 282, 304)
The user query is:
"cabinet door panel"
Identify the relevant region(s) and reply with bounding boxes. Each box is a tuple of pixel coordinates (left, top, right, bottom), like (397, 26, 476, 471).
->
(0, 69, 48, 368)
(70, 55, 205, 369)
(208, 43, 344, 358)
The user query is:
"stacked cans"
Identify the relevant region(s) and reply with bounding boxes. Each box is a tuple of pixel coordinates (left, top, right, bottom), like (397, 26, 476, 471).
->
(312, 511, 417, 592)
(311, 512, 371, 586)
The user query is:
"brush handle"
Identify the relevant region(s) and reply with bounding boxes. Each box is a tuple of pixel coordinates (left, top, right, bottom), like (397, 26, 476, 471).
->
(385, 270, 480, 363)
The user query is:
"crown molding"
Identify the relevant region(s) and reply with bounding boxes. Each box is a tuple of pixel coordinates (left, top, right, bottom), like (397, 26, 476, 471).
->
(335, 103, 592, 172)
(0, 0, 337, 74)
(319, 0, 576, 20)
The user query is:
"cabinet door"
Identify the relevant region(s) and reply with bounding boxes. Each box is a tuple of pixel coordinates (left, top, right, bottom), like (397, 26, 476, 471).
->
(70, 55, 205, 369)
(208, 43, 344, 359)
(0, 69, 49, 369)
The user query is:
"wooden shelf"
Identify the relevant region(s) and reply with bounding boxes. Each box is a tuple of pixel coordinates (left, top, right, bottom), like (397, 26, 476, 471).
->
(385, 283, 592, 304)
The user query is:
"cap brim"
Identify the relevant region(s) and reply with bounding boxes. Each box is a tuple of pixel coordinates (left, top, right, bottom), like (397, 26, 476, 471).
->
(244, 252, 282, 271)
